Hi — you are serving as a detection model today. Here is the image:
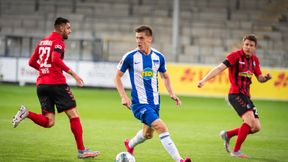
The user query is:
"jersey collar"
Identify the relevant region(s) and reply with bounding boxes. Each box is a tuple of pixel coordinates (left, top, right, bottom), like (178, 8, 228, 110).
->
(241, 49, 254, 58)
(51, 32, 64, 40)
(138, 48, 152, 56)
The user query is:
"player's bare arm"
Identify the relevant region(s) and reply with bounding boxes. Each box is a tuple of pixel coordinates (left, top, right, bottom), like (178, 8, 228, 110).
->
(160, 72, 181, 106)
(114, 69, 131, 109)
(197, 63, 227, 88)
(68, 70, 84, 87)
(257, 73, 272, 83)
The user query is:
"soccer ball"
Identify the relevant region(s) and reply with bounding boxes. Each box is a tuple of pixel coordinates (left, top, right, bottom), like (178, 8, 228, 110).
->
(115, 152, 135, 162)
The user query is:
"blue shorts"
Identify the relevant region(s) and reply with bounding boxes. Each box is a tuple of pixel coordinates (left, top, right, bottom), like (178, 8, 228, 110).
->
(131, 104, 160, 126)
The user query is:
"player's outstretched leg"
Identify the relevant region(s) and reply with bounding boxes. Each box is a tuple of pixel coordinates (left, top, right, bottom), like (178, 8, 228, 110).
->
(12, 105, 28, 128)
(69, 117, 101, 158)
(219, 130, 231, 153)
(78, 149, 100, 159)
(160, 132, 191, 162)
(124, 129, 146, 155)
(231, 123, 251, 158)
(124, 139, 135, 155)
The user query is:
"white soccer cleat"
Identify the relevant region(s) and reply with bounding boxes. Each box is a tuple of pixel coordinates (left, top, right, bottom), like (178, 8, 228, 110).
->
(230, 151, 248, 158)
(12, 105, 28, 128)
(78, 149, 100, 159)
(220, 130, 231, 153)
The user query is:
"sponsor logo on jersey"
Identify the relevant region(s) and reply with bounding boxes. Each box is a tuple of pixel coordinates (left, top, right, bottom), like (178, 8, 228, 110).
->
(142, 67, 154, 80)
(239, 71, 254, 78)
(239, 61, 245, 64)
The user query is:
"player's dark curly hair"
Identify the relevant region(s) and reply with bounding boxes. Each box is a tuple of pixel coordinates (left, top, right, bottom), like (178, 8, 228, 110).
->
(135, 25, 153, 36)
(54, 17, 70, 28)
(243, 34, 257, 46)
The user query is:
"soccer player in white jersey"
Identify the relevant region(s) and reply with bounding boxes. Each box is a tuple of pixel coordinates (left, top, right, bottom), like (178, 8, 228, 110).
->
(114, 25, 191, 162)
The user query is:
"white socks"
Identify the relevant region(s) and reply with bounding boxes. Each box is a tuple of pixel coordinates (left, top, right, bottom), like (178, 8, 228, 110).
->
(159, 132, 182, 162)
(129, 129, 146, 148)
(129, 130, 182, 162)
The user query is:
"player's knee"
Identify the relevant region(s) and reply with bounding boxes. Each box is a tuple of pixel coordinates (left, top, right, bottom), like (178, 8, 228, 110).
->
(65, 108, 79, 119)
(151, 121, 168, 133)
(155, 126, 168, 134)
(46, 121, 55, 128)
(144, 133, 153, 139)
(251, 125, 261, 133)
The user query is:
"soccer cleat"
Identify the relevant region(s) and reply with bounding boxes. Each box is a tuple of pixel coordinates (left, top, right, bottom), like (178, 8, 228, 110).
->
(220, 130, 231, 153)
(180, 157, 192, 162)
(124, 139, 134, 155)
(12, 105, 29, 128)
(230, 151, 248, 158)
(78, 149, 100, 159)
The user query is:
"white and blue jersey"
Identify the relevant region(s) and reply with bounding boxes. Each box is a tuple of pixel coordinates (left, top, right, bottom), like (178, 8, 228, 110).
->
(117, 48, 166, 106)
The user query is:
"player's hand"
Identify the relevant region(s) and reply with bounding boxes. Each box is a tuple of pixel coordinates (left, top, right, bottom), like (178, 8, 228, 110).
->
(69, 70, 84, 87)
(74, 75, 84, 87)
(76, 77, 84, 87)
(197, 80, 205, 88)
(170, 94, 181, 107)
(265, 73, 272, 81)
(121, 96, 131, 110)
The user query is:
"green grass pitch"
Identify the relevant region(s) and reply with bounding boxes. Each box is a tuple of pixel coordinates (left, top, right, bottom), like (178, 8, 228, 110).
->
(0, 83, 287, 162)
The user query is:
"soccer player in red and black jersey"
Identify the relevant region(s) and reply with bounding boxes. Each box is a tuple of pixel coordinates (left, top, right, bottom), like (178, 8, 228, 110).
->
(197, 35, 272, 158)
(12, 17, 100, 159)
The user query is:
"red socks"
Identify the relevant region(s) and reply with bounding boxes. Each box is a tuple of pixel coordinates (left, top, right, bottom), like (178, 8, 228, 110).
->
(234, 123, 251, 152)
(226, 128, 239, 138)
(28, 111, 49, 128)
(28, 112, 85, 150)
(70, 117, 85, 150)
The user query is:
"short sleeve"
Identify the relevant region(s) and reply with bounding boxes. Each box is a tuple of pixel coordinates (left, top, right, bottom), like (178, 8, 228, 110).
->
(53, 40, 64, 55)
(117, 54, 130, 73)
(225, 51, 239, 66)
(158, 55, 166, 73)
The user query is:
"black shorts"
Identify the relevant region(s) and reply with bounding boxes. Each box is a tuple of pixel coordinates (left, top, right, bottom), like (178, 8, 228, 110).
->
(228, 93, 259, 118)
(37, 84, 76, 114)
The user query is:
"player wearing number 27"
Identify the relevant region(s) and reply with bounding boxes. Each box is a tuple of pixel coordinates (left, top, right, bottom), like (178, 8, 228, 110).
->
(12, 17, 99, 158)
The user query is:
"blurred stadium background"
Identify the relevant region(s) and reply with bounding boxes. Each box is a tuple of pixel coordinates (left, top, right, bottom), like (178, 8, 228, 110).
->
(0, 1, 288, 161)
(0, 0, 288, 65)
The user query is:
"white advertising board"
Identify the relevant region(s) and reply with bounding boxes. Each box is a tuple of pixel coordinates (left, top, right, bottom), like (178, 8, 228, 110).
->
(0, 57, 131, 88)
(0, 58, 17, 82)
(78, 61, 131, 88)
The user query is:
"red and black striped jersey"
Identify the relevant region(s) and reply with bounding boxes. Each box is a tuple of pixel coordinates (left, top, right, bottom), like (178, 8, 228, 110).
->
(29, 32, 70, 85)
(223, 49, 262, 98)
